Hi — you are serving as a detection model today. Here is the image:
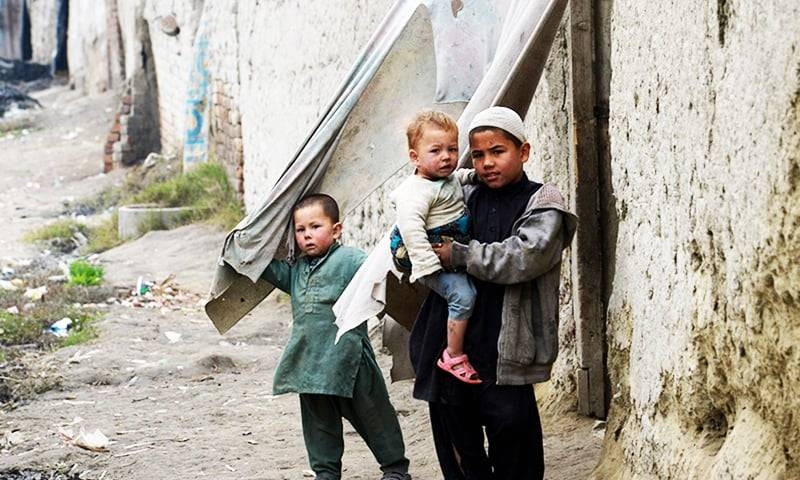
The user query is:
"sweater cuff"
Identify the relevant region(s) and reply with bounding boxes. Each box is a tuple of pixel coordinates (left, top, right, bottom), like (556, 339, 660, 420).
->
(450, 241, 469, 268)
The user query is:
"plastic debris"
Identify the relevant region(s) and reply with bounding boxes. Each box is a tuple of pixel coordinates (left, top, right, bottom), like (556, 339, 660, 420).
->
(48, 317, 73, 337)
(58, 426, 109, 452)
(164, 331, 182, 343)
(118, 276, 203, 311)
(23, 285, 47, 301)
(135, 276, 153, 296)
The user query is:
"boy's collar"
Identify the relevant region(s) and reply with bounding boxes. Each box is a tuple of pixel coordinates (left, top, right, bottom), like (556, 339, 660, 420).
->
(484, 173, 531, 195)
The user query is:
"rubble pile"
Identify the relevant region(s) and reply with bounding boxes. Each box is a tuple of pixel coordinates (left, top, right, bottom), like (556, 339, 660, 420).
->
(0, 82, 41, 118)
(116, 276, 204, 311)
(0, 57, 51, 118)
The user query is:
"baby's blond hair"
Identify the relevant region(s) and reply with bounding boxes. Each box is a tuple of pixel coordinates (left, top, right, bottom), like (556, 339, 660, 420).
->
(406, 110, 458, 149)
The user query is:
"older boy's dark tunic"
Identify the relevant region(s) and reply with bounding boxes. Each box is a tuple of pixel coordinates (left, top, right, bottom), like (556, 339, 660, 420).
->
(410, 176, 541, 402)
(409, 175, 544, 480)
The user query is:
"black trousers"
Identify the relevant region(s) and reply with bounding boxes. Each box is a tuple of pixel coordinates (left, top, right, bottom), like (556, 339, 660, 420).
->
(428, 383, 544, 480)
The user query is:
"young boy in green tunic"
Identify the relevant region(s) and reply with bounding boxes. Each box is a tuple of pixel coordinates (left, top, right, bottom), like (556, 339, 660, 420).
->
(261, 194, 411, 480)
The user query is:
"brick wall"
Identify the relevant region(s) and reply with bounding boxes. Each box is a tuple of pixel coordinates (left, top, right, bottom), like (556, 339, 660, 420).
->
(210, 80, 243, 194)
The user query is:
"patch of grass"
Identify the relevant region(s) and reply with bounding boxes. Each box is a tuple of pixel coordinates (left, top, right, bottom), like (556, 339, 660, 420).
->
(0, 263, 110, 349)
(0, 295, 101, 348)
(24, 219, 88, 244)
(85, 212, 122, 253)
(210, 196, 246, 230)
(61, 312, 98, 347)
(68, 260, 104, 286)
(0, 312, 43, 345)
(74, 159, 243, 250)
(0, 262, 106, 409)
(128, 161, 243, 231)
(0, 116, 38, 135)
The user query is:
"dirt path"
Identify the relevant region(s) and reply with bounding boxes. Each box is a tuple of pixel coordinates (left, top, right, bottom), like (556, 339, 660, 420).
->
(0, 87, 601, 479)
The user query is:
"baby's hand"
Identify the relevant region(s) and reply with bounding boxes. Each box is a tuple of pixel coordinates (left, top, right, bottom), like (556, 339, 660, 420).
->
(432, 241, 453, 270)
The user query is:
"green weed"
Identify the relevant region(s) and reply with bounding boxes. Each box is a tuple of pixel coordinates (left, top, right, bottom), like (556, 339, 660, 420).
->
(0, 312, 44, 346)
(24, 219, 88, 244)
(76, 160, 243, 251)
(68, 260, 104, 286)
(126, 161, 243, 232)
(85, 212, 122, 253)
(61, 313, 98, 347)
(133, 163, 240, 217)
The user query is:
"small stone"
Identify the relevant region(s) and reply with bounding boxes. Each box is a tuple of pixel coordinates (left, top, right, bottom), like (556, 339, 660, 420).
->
(160, 15, 180, 36)
(23, 285, 47, 301)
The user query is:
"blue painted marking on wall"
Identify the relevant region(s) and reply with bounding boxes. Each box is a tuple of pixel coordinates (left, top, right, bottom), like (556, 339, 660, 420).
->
(183, 25, 210, 169)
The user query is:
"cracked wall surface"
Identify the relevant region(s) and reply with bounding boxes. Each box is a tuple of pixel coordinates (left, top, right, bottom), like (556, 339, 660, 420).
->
(67, 0, 110, 93)
(27, 0, 58, 65)
(592, 1, 800, 477)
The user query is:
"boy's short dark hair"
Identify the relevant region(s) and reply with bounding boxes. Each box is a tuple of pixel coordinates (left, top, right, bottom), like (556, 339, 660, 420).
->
(293, 194, 340, 223)
(468, 126, 524, 149)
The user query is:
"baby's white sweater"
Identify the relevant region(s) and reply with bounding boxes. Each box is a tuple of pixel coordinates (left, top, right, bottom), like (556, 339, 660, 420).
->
(390, 169, 475, 282)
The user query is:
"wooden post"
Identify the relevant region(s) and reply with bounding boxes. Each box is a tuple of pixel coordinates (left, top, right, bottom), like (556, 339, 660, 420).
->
(568, 0, 606, 418)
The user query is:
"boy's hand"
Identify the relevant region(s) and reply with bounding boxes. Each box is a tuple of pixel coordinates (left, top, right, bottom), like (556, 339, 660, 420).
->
(432, 241, 453, 270)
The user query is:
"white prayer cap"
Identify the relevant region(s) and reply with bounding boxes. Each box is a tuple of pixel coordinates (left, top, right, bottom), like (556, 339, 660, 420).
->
(468, 106, 527, 144)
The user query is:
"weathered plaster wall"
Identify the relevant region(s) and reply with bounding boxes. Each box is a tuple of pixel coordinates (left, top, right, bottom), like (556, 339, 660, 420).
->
(200, 2, 242, 191)
(591, 1, 800, 477)
(0, 0, 23, 59)
(236, 0, 395, 211)
(520, 22, 576, 411)
(27, 0, 58, 65)
(116, 0, 146, 82)
(140, 0, 203, 155)
(67, 0, 109, 93)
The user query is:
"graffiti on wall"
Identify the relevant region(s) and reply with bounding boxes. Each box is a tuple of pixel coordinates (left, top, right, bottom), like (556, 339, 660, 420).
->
(183, 23, 210, 169)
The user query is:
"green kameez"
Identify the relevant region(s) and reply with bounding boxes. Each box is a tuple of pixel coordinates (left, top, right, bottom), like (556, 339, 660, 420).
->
(262, 243, 409, 478)
(261, 243, 368, 397)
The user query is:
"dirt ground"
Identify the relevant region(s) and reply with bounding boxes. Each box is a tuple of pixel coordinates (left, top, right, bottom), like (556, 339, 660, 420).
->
(0, 86, 601, 479)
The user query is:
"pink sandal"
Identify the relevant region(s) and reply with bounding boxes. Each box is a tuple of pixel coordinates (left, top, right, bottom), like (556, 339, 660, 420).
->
(437, 350, 482, 384)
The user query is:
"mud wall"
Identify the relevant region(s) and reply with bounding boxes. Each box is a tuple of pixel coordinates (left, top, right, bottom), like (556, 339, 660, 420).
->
(27, 0, 57, 65)
(105, 1, 394, 187)
(197, 2, 242, 193)
(0, 0, 23, 59)
(140, 0, 202, 155)
(519, 23, 576, 411)
(588, 1, 800, 477)
(234, 0, 395, 211)
(67, 0, 110, 92)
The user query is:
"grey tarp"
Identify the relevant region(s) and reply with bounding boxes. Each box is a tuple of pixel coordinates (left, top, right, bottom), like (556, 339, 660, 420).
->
(205, 0, 568, 336)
